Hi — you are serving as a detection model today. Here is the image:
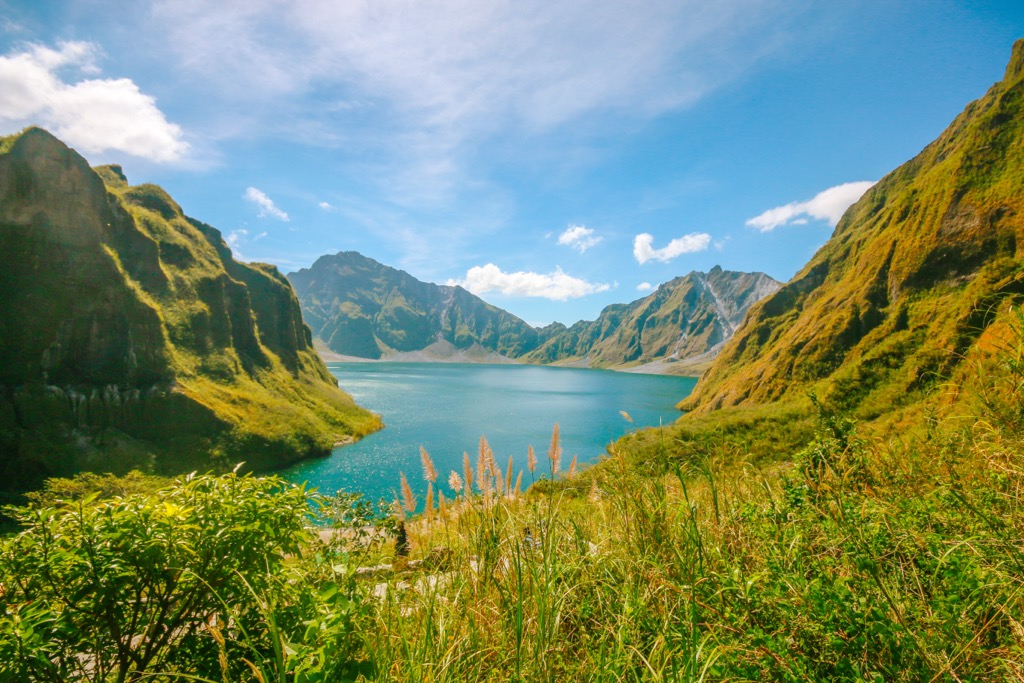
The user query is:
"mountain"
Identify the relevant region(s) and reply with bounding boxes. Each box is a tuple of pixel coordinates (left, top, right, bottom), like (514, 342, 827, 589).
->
(288, 252, 780, 372)
(0, 128, 380, 489)
(523, 267, 780, 372)
(682, 39, 1024, 417)
(288, 251, 554, 360)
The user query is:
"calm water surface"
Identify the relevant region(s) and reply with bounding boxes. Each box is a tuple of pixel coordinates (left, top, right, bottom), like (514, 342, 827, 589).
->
(281, 363, 696, 503)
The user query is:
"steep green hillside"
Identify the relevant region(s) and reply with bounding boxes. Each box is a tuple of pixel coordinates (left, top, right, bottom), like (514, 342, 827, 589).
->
(0, 128, 379, 490)
(524, 267, 779, 371)
(683, 39, 1024, 419)
(288, 251, 554, 359)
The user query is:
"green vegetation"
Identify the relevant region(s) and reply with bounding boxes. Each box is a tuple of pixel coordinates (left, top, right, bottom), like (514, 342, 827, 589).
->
(5, 329, 1024, 680)
(684, 39, 1024, 421)
(0, 470, 379, 682)
(288, 251, 550, 360)
(523, 266, 780, 370)
(288, 253, 778, 371)
(0, 128, 379, 491)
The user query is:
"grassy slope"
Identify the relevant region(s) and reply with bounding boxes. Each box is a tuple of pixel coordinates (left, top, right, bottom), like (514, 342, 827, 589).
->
(11, 361, 1024, 680)
(680, 40, 1024, 427)
(98, 172, 383, 469)
(0, 131, 379, 484)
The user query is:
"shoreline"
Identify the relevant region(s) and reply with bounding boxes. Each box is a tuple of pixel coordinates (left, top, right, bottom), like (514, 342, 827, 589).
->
(316, 348, 705, 378)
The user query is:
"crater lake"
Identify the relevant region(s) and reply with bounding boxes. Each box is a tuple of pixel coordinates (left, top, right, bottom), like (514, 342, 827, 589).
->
(281, 362, 697, 503)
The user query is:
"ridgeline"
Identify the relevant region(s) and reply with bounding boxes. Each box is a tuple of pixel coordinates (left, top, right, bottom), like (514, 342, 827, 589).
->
(0, 128, 379, 491)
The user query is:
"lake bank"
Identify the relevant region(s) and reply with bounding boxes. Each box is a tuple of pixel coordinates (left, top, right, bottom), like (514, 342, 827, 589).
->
(315, 345, 707, 377)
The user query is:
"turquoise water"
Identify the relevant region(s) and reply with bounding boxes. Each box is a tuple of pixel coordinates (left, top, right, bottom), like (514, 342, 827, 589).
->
(281, 363, 696, 504)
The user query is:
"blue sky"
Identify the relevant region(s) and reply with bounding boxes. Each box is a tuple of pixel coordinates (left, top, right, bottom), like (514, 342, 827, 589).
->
(2, 1, 1023, 326)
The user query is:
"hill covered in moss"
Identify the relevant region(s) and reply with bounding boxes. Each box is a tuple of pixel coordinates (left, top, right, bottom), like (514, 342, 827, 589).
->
(0, 128, 380, 491)
(682, 38, 1024, 421)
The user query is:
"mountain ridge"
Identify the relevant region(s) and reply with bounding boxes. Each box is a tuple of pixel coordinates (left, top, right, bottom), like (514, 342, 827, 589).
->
(0, 128, 380, 489)
(288, 251, 779, 373)
(681, 38, 1024, 418)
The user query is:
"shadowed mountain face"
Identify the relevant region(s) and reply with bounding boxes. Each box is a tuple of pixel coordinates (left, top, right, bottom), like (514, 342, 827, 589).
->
(683, 39, 1024, 416)
(287, 252, 551, 360)
(288, 252, 779, 372)
(0, 128, 379, 490)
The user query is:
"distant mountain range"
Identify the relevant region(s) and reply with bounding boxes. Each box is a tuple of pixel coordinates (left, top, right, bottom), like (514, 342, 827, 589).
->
(522, 266, 780, 373)
(0, 128, 379, 490)
(287, 252, 780, 374)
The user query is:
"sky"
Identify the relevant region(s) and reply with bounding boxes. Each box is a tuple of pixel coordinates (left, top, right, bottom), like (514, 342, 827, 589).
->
(1, 2, 1023, 326)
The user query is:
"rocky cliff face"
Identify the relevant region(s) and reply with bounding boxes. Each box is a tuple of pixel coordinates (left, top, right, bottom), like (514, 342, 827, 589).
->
(0, 128, 379, 490)
(288, 251, 552, 359)
(682, 39, 1024, 416)
(524, 267, 780, 370)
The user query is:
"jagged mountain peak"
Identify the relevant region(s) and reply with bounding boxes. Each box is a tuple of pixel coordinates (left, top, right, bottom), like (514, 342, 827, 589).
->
(524, 268, 780, 371)
(288, 252, 780, 372)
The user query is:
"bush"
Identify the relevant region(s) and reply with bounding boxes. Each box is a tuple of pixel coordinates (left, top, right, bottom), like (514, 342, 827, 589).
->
(0, 471, 373, 682)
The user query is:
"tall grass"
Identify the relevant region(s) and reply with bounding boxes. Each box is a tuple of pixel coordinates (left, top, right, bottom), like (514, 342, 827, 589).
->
(8, 333, 1024, 680)
(357, 347, 1024, 680)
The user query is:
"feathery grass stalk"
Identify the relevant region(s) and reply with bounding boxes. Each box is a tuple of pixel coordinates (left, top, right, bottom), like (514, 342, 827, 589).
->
(463, 452, 474, 499)
(420, 447, 437, 483)
(548, 423, 562, 477)
(505, 456, 514, 497)
(448, 470, 464, 496)
(476, 448, 488, 498)
(399, 471, 416, 514)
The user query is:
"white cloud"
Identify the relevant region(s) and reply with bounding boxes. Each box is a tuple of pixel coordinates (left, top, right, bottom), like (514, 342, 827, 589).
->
(448, 263, 610, 300)
(244, 187, 289, 221)
(557, 224, 602, 253)
(746, 181, 876, 232)
(633, 232, 711, 264)
(318, 201, 334, 210)
(225, 229, 251, 260)
(0, 41, 188, 162)
(636, 282, 654, 292)
(226, 229, 248, 248)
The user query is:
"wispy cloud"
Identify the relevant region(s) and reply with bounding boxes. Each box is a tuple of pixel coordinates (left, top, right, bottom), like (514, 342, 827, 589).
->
(633, 232, 711, 264)
(244, 187, 289, 221)
(448, 263, 611, 300)
(0, 41, 188, 162)
(150, 1, 809, 204)
(636, 282, 654, 292)
(557, 224, 602, 253)
(746, 181, 875, 232)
